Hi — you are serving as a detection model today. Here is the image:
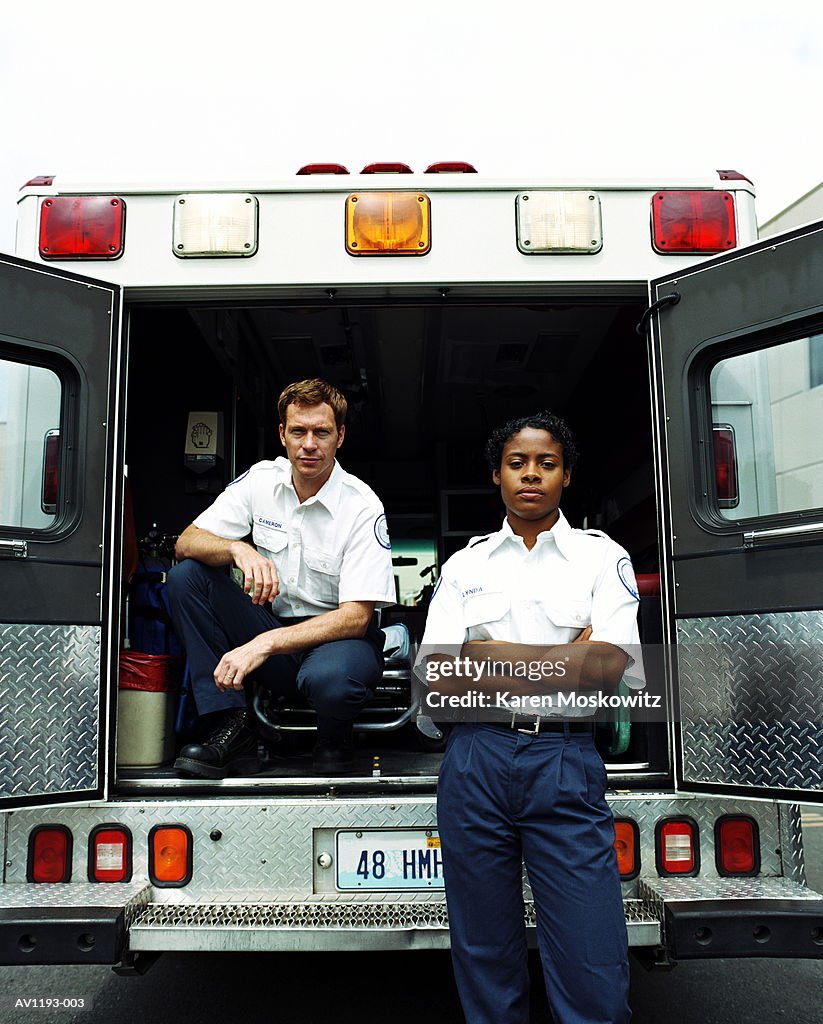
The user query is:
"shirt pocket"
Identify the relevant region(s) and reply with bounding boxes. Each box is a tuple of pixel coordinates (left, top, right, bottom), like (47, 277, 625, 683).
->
(251, 524, 288, 557)
(462, 591, 510, 638)
(303, 547, 342, 605)
(539, 595, 592, 631)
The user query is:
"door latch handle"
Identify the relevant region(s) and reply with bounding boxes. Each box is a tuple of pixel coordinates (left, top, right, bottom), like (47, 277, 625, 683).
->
(0, 539, 28, 559)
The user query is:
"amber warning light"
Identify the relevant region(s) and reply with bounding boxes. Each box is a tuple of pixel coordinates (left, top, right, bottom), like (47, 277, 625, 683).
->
(346, 192, 431, 255)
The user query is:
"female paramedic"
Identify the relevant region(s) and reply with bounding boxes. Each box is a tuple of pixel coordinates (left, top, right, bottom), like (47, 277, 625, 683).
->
(419, 411, 644, 1024)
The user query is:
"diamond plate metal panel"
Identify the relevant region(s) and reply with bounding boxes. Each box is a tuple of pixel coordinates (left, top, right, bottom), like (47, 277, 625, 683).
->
(0, 624, 101, 801)
(676, 612, 823, 794)
(0, 883, 150, 929)
(5, 794, 784, 900)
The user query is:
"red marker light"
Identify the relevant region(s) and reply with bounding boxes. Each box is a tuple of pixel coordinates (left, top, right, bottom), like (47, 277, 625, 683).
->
(713, 425, 739, 507)
(424, 162, 477, 173)
(651, 191, 736, 254)
(28, 826, 72, 883)
(360, 163, 413, 174)
(297, 164, 349, 175)
(39, 195, 125, 259)
(41, 429, 60, 515)
(22, 175, 55, 189)
(716, 816, 759, 876)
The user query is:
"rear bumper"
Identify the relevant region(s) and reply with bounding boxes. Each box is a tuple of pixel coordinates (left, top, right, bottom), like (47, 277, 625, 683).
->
(639, 877, 823, 960)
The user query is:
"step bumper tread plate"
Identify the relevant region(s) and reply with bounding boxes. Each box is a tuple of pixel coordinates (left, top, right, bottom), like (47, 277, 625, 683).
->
(638, 876, 823, 960)
(0, 882, 151, 965)
(128, 897, 661, 952)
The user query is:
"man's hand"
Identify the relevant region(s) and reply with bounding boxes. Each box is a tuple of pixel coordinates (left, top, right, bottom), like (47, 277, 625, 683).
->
(214, 634, 273, 691)
(230, 541, 280, 605)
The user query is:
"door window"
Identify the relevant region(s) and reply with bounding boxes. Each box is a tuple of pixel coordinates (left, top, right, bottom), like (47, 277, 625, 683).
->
(0, 357, 62, 528)
(710, 336, 823, 520)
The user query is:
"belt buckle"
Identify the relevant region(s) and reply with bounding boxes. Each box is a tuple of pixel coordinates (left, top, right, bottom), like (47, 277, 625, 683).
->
(510, 712, 541, 736)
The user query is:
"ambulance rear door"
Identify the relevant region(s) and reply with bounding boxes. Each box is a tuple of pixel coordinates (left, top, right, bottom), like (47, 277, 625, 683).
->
(649, 221, 823, 802)
(0, 254, 123, 810)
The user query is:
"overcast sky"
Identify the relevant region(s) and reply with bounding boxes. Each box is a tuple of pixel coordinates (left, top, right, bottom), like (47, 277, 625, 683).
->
(1, 0, 822, 252)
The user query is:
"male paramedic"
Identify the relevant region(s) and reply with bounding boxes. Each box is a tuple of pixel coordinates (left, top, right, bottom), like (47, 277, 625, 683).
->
(420, 411, 644, 1024)
(168, 378, 396, 778)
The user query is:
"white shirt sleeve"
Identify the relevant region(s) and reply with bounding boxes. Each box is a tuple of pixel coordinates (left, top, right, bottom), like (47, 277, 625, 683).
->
(192, 469, 254, 539)
(588, 542, 645, 690)
(419, 570, 467, 652)
(337, 507, 397, 608)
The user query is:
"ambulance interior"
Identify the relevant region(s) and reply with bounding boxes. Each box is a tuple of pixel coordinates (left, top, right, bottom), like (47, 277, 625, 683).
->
(121, 298, 668, 784)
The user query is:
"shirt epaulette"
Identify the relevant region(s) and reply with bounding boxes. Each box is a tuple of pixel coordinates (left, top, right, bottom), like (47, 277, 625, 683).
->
(578, 528, 609, 539)
(469, 535, 492, 548)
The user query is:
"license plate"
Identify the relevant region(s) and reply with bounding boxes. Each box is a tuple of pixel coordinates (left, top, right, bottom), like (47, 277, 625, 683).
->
(336, 829, 444, 891)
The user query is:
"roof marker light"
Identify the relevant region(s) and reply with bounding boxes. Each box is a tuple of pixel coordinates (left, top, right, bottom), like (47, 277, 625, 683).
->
(346, 192, 431, 255)
(651, 191, 736, 254)
(361, 163, 413, 174)
(173, 194, 258, 258)
(297, 164, 349, 175)
(424, 162, 477, 174)
(39, 196, 125, 260)
(516, 191, 603, 254)
(22, 175, 55, 189)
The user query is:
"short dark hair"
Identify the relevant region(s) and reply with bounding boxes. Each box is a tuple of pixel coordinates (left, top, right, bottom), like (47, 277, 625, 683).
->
(484, 411, 579, 471)
(277, 379, 347, 429)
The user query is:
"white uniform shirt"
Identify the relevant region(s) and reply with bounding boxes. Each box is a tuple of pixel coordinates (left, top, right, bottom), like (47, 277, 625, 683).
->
(419, 511, 644, 713)
(193, 457, 396, 617)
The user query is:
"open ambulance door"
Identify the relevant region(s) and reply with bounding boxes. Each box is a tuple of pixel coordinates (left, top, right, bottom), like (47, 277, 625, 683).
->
(0, 254, 123, 810)
(649, 221, 823, 803)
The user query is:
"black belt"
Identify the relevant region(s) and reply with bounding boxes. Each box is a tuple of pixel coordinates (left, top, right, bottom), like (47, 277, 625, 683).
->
(484, 713, 595, 737)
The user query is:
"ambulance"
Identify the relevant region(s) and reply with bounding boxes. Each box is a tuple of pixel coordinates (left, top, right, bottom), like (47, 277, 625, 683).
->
(0, 164, 821, 972)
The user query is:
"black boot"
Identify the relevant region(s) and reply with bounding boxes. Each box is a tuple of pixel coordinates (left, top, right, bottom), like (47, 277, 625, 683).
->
(175, 709, 258, 779)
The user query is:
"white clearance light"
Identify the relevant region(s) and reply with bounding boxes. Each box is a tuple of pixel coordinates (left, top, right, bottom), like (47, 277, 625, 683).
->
(173, 193, 258, 257)
(516, 191, 602, 254)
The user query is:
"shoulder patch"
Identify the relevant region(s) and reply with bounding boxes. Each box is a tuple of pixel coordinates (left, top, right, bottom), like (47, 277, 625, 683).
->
(616, 556, 639, 600)
(469, 535, 492, 548)
(373, 513, 391, 549)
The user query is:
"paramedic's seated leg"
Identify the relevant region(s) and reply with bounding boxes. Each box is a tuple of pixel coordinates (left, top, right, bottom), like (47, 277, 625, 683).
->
(168, 558, 385, 777)
(167, 558, 299, 779)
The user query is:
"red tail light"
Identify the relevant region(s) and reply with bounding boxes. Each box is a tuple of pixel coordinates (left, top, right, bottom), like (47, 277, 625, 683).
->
(424, 162, 477, 173)
(716, 816, 759, 876)
(297, 164, 349, 175)
(89, 826, 132, 883)
(28, 826, 72, 882)
(41, 429, 60, 514)
(39, 195, 125, 259)
(656, 817, 700, 876)
(651, 191, 736, 254)
(613, 818, 640, 879)
(361, 163, 413, 174)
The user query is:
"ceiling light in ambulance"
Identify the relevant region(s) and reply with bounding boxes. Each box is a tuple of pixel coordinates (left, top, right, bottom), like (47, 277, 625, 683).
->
(715, 816, 760, 876)
(655, 818, 700, 876)
(149, 825, 193, 886)
(27, 826, 72, 882)
(39, 196, 125, 260)
(346, 192, 431, 255)
(88, 826, 132, 883)
(651, 191, 736, 253)
(173, 194, 258, 258)
(515, 192, 603, 254)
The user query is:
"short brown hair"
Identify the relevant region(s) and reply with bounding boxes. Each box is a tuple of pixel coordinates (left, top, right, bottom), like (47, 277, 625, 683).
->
(277, 379, 348, 429)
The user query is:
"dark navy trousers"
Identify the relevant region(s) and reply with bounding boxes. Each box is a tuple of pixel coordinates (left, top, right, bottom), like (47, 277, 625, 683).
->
(166, 559, 384, 739)
(437, 724, 630, 1024)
